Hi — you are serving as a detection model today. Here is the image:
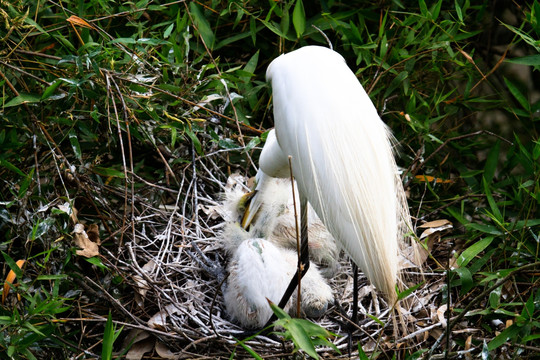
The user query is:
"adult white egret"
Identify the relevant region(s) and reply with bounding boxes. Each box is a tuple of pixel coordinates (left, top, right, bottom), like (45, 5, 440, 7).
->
(242, 46, 412, 324)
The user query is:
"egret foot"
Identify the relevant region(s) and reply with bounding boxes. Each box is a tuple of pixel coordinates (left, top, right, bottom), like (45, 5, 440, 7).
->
(188, 240, 226, 291)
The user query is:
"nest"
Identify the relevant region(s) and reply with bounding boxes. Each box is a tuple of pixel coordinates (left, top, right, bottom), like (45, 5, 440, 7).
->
(98, 141, 447, 359)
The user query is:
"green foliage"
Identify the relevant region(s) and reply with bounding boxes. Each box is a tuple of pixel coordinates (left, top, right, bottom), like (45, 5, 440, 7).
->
(102, 312, 123, 360)
(270, 302, 340, 359)
(0, 252, 71, 359)
(0, 0, 539, 358)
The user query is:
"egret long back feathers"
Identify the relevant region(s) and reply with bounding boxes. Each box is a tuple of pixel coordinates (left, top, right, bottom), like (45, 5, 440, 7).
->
(262, 46, 407, 305)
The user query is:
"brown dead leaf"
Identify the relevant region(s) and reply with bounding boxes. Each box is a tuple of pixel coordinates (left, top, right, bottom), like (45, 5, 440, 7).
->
(122, 330, 154, 360)
(225, 173, 248, 190)
(430, 327, 443, 341)
(148, 304, 181, 330)
(73, 223, 99, 258)
(86, 224, 101, 245)
(2, 259, 25, 305)
(465, 335, 473, 360)
(419, 219, 453, 228)
(419, 219, 453, 240)
(123, 329, 151, 348)
(155, 341, 182, 359)
(403, 235, 436, 268)
(198, 204, 221, 220)
(436, 304, 448, 327)
(415, 175, 454, 184)
(66, 15, 95, 30)
(133, 260, 156, 304)
(457, 48, 475, 64)
(125, 339, 155, 360)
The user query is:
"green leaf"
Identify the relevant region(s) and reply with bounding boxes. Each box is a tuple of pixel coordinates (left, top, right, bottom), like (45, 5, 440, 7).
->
(455, 0, 463, 23)
(505, 54, 540, 66)
(454, 267, 473, 294)
(483, 177, 503, 223)
(269, 301, 291, 320)
(457, 237, 494, 268)
(36, 274, 68, 280)
(419, 0, 428, 17)
(164, 23, 174, 38)
(523, 333, 540, 343)
(93, 166, 126, 178)
(235, 338, 264, 360)
(431, 0, 443, 21)
(489, 285, 501, 308)
(185, 127, 203, 155)
(521, 293, 535, 321)
(4, 94, 41, 108)
(504, 77, 530, 112)
(102, 313, 114, 360)
(292, 0, 306, 38)
(85, 257, 108, 270)
(41, 80, 64, 100)
(69, 130, 82, 161)
(465, 223, 503, 235)
(287, 321, 318, 359)
(2, 251, 23, 279)
(244, 136, 261, 153)
(109, 37, 137, 45)
(533, 140, 540, 161)
(0, 159, 26, 176)
(189, 2, 215, 49)
(280, 4, 290, 36)
(218, 138, 239, 150)
(18, 168, 34, 199)
(23, 322, 46, 337)
(250, 16, 257, 45)
(488, 324, 520, 351)
(242, 51, 259, 82)
(366, 313, 385, 326)
(358, 343, 369, 360)
(398, 281, 424, 300)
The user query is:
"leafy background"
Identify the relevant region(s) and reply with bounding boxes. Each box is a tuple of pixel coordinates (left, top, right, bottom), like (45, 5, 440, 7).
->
(1, 0, 539, 358)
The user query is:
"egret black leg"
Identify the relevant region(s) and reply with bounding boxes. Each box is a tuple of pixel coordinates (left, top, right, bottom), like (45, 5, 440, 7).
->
(347, 263, 359, 355)
(352, 263, 359, 325)
(263, 194, 310, 328)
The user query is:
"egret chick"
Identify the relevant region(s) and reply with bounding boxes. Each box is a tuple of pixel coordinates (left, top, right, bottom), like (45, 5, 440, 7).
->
(222, 227, 333, 329)
(221, 173, 340, 276)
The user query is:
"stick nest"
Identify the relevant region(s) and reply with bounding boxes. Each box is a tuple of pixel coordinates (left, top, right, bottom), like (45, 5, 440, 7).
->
(94, 135, 446, 359)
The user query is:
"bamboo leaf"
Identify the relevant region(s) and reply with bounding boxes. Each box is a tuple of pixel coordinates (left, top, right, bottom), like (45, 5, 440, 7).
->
(504, 77, 530, 112)
(457, 237, 494, 268)
(292, 0, 306, 38)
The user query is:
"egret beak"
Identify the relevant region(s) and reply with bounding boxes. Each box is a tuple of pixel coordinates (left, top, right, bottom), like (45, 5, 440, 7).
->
(240, 189, 261, 229)
(240, 170, 271, 229)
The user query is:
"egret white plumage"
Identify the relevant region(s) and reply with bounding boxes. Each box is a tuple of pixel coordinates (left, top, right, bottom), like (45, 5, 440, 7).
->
(242, 46, 413, 322)
(219, 176, 335, 328)
(222, 235, 333, 329)
(223, 174, 340, 276)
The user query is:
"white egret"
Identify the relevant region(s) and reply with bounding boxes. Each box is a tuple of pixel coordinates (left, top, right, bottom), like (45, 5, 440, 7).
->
(219, 177, 335, 328)
(242, 46, 413, 324)
(223, 174, 340, 276)
(222, 233, 333, 329)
